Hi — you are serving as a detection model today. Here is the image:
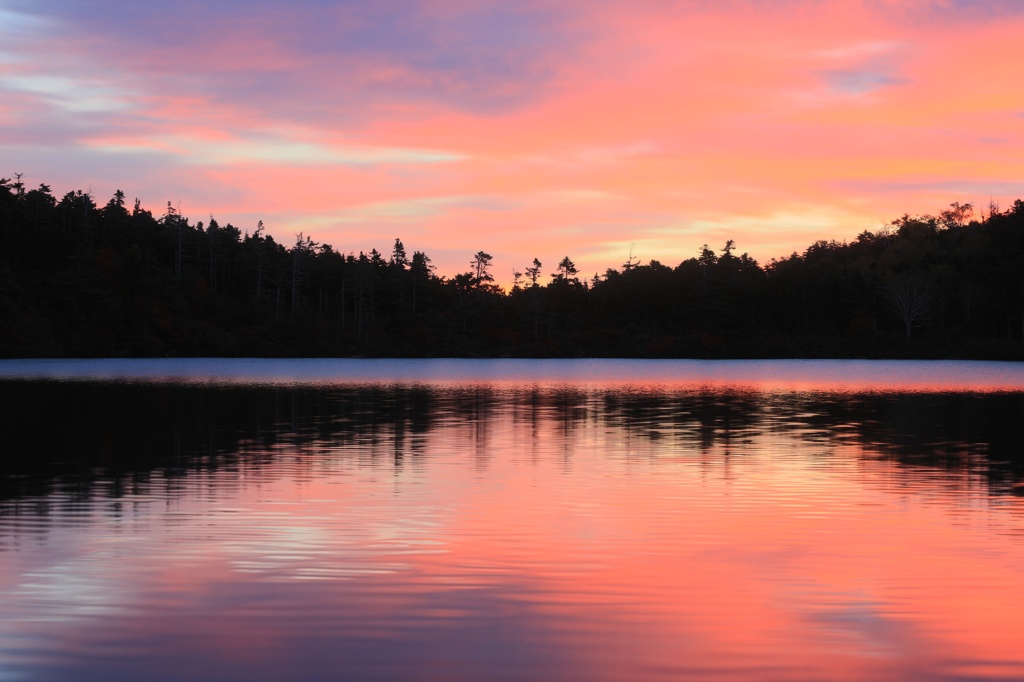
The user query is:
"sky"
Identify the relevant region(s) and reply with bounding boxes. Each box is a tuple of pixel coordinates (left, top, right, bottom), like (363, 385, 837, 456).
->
(2, 0, 1023, 286)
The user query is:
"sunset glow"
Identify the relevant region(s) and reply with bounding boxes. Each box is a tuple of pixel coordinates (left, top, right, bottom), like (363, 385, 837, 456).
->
(3, 0, 1023, 282)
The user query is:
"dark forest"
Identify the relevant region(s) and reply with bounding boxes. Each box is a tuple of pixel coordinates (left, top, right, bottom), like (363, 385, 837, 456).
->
(2, 176, 1023, 359)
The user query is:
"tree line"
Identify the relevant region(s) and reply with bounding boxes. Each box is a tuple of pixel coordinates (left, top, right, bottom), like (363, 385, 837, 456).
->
(1, 175, 1023, 358)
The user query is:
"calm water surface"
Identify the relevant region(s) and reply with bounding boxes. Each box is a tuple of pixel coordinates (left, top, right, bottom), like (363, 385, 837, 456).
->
(1, 359, 1023, 681)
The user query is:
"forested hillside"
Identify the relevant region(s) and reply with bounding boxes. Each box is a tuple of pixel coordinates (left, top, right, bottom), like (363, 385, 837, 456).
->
(2, 176, 1023, 358)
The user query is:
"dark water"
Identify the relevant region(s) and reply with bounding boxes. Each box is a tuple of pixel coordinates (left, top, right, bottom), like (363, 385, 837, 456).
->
(1, 359, 1024, 681)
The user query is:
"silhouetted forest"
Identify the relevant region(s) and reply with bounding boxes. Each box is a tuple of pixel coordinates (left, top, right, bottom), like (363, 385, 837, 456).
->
(2, 175, 1023, 358)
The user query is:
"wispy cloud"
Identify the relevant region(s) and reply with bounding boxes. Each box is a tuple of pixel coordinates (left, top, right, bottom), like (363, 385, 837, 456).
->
(820, 68, 905, 95)
(326, 194, 515, 225)
(83, 132, 462, 167)
(869, 0, 1024, 22)
(814, 40, 908, 96)
(836, 179, 1024, 197)
(0, 74, 134, 114)
(9, 0, 581, 120)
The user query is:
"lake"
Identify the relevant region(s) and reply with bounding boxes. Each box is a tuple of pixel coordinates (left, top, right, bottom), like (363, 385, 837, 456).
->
(1, 359, 1023, 681)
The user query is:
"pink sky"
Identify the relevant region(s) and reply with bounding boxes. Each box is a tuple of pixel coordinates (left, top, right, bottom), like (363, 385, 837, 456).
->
(2, 0, 1022, 285)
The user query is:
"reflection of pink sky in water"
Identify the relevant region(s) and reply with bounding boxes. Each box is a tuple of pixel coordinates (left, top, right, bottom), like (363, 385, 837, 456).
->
(1, 378, 1023, 679)
(3, 358, 1024, 393)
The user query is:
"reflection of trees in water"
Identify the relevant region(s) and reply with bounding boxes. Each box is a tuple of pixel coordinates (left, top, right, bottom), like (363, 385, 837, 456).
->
(824, 392, 1024, 494)
(0, 382, 442, 500)
(601, 388, 764, 453)
(571, 387, 1023, 494)
(1, 382, 1022, 509)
